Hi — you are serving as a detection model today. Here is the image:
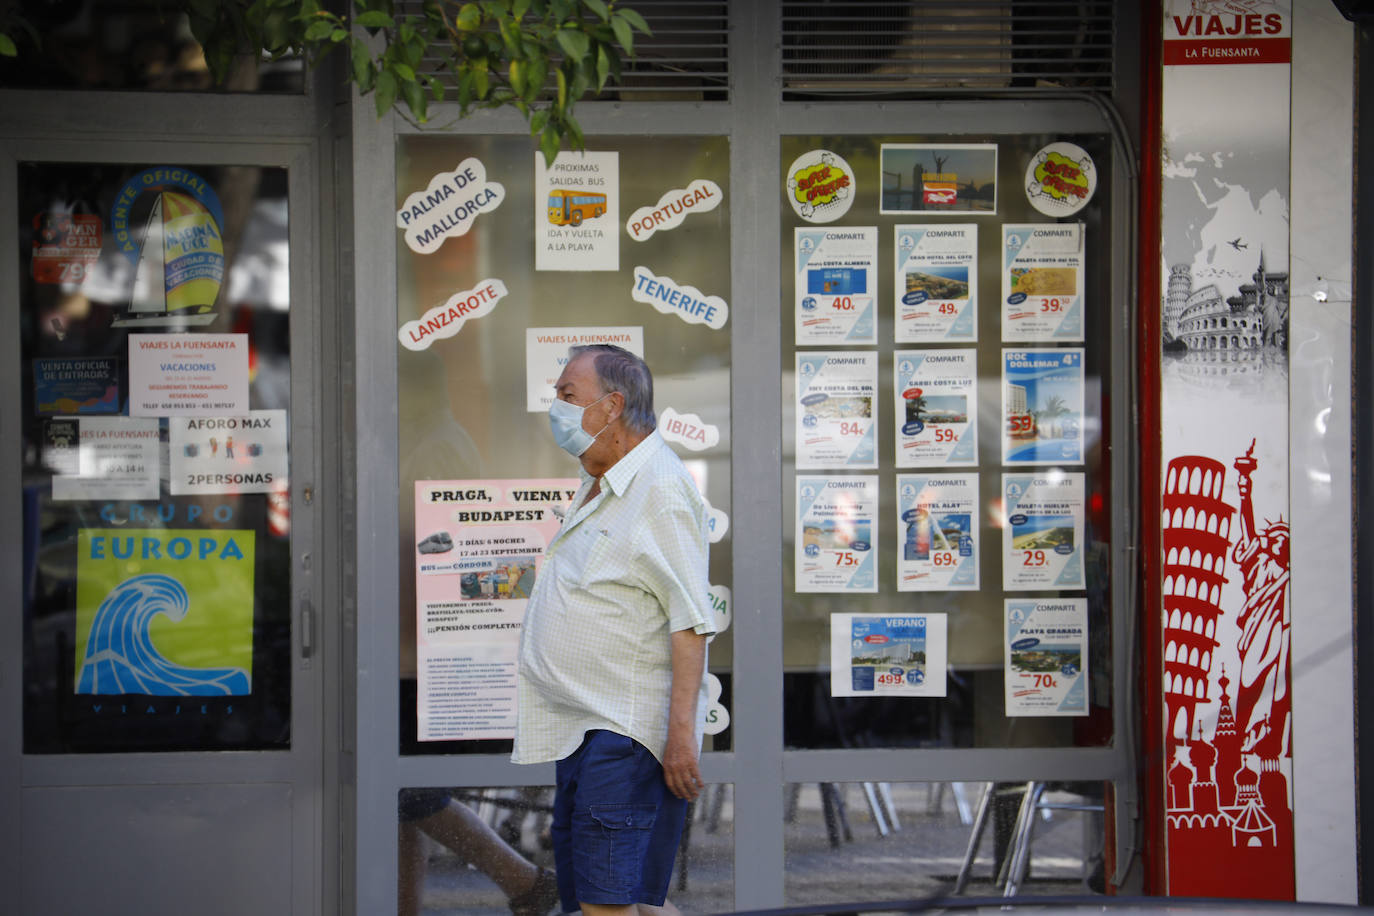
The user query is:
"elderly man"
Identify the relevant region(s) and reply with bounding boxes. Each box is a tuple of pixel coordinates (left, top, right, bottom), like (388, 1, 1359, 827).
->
(513, 344, 716, 916)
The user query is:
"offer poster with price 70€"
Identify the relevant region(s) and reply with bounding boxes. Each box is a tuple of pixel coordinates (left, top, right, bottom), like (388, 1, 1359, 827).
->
(1004, 598, 1088, 716)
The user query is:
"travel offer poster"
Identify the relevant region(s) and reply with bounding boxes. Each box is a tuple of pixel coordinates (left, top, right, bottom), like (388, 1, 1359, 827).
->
(795, 227, 878, 345)
(897, 474, 979, 591)
(1002, 223, 1085, 341)
(879, 144, 998, 214)
(1002, 348, 1085, 465)
(126, 332, 250, 416)
(795, 351, 878, 469)
(535, 150, 618, 271)
(830, 612, 948, 698)
(50, 416, 160, 502)
(1159, 0, 1295, 898)
(74, 528, 255, 696)
(1001, 472, 1085, 590)
(1004, 598, 1088, 716)
(795, 476, 878, 594)
(894, 349, 978, 467)
(524, 327, 644, 412)
(413, 478, 577, 741)
(893, 224, 978, 342)
(168, 410, 288, 496)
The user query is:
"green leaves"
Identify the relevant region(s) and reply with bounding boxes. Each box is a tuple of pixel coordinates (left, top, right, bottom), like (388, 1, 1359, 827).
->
(175, 0, 652, 165)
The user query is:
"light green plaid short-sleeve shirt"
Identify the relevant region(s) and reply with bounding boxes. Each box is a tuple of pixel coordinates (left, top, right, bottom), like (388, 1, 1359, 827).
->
(512, 431, 716, 765)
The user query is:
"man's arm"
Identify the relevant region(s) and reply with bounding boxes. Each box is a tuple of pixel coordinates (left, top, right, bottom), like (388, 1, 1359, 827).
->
(661, 628, 708, 801)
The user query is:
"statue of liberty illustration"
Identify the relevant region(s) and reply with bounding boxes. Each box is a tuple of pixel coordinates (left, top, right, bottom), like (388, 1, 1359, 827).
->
(77, 573, 251, 696)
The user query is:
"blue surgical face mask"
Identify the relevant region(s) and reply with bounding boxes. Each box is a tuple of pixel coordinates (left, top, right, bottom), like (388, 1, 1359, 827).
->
(548, 392, 611, 456)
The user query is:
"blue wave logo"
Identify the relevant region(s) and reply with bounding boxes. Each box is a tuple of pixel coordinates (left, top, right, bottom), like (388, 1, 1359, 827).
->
(77, 573, 251, 696)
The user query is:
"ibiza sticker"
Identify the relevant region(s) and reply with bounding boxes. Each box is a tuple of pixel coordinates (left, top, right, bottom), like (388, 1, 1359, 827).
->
(659, 406, 720, 452)
(785, 150, 855, 224)
(1025, 142, 1096, 217)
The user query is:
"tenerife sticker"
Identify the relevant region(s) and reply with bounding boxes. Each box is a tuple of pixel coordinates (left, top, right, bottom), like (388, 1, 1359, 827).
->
(785, 149, 855, 224)
(626, 178, 722, 242)
(399, 279, 508, 351)
(398, 158, 505, 254)
(631, 266, 728, 329)
(1025, 142, 1096, 217)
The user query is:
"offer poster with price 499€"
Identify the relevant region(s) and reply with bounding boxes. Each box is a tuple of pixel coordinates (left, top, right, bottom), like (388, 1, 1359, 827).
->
(1001, 472, 1085, 590)
(830, 612, 947, 698)
(796, 476, 878, 593)
(795, 352, 878, 469)
(1004, 598, 1088, 716)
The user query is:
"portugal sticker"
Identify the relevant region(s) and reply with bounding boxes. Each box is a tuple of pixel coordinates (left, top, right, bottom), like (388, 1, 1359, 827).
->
(1025, 142, 1096, 217)
(785, 149, 856, 224)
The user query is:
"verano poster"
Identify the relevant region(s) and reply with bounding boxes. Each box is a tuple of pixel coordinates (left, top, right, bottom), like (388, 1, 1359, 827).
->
(830, 612, 948, 698)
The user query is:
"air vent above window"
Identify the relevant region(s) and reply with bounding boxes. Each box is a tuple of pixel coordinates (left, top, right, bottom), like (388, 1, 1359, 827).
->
(781, 1, 1116, 97)
(404, 1, 729, 103)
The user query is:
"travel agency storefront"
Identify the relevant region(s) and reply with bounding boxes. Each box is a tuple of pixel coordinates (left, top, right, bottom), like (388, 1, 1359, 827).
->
(1, 1, 1364, 912)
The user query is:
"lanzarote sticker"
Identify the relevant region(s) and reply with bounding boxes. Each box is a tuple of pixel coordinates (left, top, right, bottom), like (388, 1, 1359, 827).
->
(1025, 142, 1096, 217)
(785, 149, 855, 224)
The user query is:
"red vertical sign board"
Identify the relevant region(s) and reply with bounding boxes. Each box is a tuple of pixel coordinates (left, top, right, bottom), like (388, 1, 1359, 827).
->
(1157, 1, 1294, 900)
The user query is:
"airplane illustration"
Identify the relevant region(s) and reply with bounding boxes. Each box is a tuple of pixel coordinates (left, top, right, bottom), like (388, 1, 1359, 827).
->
(1227, 237, 1248, 251)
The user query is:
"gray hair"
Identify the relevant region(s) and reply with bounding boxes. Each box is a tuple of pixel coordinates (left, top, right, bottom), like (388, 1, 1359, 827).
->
(569, 344, 656, 434)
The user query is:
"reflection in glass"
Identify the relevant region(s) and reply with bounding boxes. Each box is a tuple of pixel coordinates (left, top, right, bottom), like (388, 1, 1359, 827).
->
(783, 780, 1105, 905)
(400, 784, 735, 914)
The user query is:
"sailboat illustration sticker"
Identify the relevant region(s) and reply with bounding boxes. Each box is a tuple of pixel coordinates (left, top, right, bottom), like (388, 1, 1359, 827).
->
(110, 167, 225, 327)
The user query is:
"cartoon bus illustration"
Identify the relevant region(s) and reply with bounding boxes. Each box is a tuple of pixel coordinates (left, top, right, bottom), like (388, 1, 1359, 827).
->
(547, 189, 607, 226)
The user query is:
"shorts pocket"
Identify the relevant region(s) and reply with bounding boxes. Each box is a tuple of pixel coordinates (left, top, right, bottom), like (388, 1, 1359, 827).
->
(577, 803, 659, 896)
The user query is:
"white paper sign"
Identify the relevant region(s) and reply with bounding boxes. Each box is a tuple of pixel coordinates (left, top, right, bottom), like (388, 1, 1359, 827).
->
(168, 410, 287, 495)
(795, 476, 878, 593)
(1002, 223, 1085, 341)
(1001, 472, 1085, 590)
(524, 327, 644, 412)
(897, 474, 980, 591)
(51, 416, 161, 501)
(1005, 598, 1088, 716)
(535, 150, 618, 271)
(894, 224, 978, 342)
(795, 351, 878, 469)
(830, 612, 947, 697)
(127, 333, 249, 417)
(894, 350, 978, 467)
(795, 227, 878, 345)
